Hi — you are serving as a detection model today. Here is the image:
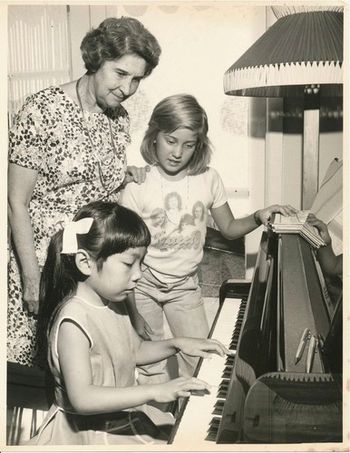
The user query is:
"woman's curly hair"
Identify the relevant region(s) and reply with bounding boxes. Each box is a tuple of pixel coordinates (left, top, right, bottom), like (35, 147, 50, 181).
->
(80, 17, 161, 75)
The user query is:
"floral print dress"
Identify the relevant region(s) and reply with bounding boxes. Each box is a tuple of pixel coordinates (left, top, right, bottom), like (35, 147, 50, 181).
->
(8, 86, 130, 366)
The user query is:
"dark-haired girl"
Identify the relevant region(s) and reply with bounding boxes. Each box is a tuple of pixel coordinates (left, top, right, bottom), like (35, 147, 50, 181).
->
(30, 201, 230, 445)
(8, 17, 161, 366)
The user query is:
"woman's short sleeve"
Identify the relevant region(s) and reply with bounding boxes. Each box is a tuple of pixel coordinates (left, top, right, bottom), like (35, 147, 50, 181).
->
(9, 95, 46, 170)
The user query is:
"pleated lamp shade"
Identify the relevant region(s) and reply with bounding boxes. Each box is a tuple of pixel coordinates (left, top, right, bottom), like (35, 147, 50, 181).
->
(224, 6, 343, 97)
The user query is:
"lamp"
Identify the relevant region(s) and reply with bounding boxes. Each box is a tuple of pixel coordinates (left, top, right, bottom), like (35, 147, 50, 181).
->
(224, 6, 343, 208)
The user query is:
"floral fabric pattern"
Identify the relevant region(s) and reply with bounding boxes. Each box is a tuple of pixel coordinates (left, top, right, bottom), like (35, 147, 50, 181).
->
(8, 86, 129, 365)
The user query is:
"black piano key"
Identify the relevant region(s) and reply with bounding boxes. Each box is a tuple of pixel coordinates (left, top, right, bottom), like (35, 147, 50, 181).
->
(217, 388, 229, 398)
(209, 416, 221, 428)
(212, 408, 223, 416)
(217, 377, 231, 396)
(235, 316, 244, 325)
(205, 432, 217, 442)
(233, 329, 241, 338)
(186, 296, 245, 446)
(235, 325, 242, 333)
(233, 323, 242, 332)
(221, 370, 232, 379)
(205, 430, 218, 442)
(217, 389, 228, 399)
(213, 400, 225, 415)
(206, 417, 221, 442)
(218, 381, 229, 392)
(225, 359, 235, 370)
(224, 362, 234, 370)
(225, 362, 234, 370)
(221, 360, 234, 378)
(207, 297, 247, 443)
(225, 356, 235, 365)
(204, 297, 248, 444)
(230, 335, 240, 347)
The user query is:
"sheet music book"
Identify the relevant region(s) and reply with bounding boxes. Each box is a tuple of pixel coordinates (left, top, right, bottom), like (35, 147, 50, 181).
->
(270, 210, 326, 249)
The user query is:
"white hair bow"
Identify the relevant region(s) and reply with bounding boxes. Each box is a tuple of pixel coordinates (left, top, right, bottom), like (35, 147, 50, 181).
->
(61, 217, 94, 254)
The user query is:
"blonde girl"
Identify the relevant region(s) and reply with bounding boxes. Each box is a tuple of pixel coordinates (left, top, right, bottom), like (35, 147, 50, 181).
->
(120, 94, 296, 384)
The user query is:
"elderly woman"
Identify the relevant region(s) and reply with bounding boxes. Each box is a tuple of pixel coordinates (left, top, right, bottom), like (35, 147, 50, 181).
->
(8, 17, 161, 366)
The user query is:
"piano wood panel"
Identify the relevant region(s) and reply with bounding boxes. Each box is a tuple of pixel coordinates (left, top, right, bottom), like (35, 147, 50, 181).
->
(279, 235, 330, 373)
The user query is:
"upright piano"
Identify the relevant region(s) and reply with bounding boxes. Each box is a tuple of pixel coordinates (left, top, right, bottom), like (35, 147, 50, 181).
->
(169, 230, 342, 446)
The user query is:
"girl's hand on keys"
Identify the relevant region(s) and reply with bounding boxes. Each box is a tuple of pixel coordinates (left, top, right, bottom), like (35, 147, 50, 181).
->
(174, 337, 234, 358)
(153, 377, 211, 402)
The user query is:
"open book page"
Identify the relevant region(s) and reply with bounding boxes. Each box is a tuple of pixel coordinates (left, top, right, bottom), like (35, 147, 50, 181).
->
(273, 210, 310, 227)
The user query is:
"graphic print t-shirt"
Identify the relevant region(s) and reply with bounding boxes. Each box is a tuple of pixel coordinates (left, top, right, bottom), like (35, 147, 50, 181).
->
(120, 166, 227, 284)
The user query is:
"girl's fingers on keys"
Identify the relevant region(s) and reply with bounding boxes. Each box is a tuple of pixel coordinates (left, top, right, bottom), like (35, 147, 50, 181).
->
(208, 339, 232, 356)
(186, 377, 210, 389)
(189, 388, 211, 396)
(178, 390, 191, 397)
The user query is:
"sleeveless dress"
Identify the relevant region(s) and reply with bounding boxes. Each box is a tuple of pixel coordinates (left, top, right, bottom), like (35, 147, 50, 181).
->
(29, 296, 174, 445)
(8, 86, 129, 366)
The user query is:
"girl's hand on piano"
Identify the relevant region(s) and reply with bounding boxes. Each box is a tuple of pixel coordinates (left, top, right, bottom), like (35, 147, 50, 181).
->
(257, 204, 297, 226)
(174, 337, 233, 358)
(153, 377, 211, 401)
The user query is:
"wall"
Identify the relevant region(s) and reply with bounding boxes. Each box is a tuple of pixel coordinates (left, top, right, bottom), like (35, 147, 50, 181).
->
(8, 5, 70, 125)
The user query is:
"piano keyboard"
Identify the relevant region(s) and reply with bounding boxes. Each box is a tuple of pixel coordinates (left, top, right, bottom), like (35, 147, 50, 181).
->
(171, 296, 245, 446)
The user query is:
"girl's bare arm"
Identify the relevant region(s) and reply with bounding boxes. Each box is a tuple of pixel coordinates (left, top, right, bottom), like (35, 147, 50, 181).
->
(58, 321, 211, 414)
(136, 336, 231, 366)
(211, 202, 297, 240)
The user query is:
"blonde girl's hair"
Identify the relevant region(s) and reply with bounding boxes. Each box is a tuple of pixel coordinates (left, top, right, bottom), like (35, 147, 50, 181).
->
(141, 94, 213, 175)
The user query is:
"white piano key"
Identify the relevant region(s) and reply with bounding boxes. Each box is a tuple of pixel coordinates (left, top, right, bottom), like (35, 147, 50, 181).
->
(172, 297, 241, 447)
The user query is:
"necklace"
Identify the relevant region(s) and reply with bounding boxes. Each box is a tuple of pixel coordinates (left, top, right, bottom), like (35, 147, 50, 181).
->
(76, 77, 120, 194)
